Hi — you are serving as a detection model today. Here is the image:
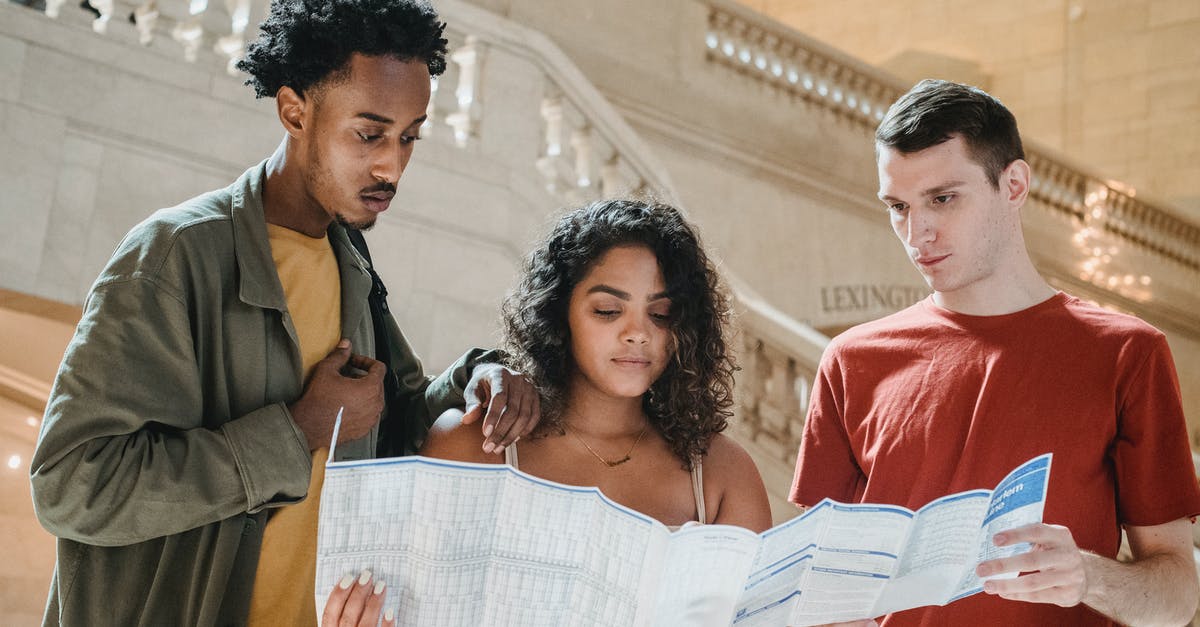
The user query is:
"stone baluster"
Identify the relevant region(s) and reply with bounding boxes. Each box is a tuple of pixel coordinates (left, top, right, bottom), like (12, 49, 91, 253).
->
(600, 155, 621, 198)
(423, 75, 440, 138)
(735, 332, 810, 466)
(131, 1, 160, 46)
(43, 0, 67, 18)
(172, 0, 209, 63)
(536, 96, 564, 193)
(213, 0, 252, 75)
(570, 127, 593, 191)
(88, 0, 114, 33)
(445, 36, 479, 148)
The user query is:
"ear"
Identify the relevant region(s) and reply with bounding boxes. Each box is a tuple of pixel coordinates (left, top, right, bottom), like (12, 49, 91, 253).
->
(275, 86, 308, 139)
(1002, 159, 1031, 208)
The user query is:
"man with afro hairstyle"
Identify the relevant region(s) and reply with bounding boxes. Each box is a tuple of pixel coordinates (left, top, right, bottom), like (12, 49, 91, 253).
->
(30, 1, 540, 625)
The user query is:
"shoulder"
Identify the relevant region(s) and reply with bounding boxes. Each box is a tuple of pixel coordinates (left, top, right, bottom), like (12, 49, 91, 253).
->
(1056, 293, 1163, 337)
(421, 408, 504, 464)
(102, 186, 237, 285)
(1052, 294, 1169, 360)
(701, 434, 765, 494)
(819, 300, 933, 367)
(702, 434, 772, 532)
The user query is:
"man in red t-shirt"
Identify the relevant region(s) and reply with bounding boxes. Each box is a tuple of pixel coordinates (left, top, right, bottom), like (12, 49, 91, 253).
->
(790, 79, 1200, 626)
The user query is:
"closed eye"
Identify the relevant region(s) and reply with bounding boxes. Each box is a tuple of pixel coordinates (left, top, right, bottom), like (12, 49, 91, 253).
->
(594, 309, 619, 317)
(356, 131, 382, 143)
(400, 134, 422, 145)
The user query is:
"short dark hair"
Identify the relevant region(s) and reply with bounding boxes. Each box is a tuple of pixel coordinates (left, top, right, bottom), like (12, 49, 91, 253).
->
(876, 79, 1025, 188)
(237, 0, 448, 98)
(502, 200, 735, 470)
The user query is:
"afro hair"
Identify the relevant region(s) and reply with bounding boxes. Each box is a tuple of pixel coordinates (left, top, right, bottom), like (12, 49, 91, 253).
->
(237, 0, 448, 98)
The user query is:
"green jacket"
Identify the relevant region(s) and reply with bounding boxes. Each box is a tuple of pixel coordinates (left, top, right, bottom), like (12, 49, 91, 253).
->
(30, 162, 487, 626)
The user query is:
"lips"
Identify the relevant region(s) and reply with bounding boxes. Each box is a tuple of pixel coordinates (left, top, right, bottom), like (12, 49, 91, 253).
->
(612, 357, 652, 367)
(360, 191, 394, 213)
(914, 253, 950, 268)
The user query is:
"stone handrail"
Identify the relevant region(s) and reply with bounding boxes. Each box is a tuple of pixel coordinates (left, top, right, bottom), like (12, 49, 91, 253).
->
(705, 0, 1200, 275)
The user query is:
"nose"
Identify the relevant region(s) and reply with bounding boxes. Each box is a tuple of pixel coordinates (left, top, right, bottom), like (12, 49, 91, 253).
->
(621, 316, 651, 345)
(904, 207, 936, 247)
(370, 140, 412, 184)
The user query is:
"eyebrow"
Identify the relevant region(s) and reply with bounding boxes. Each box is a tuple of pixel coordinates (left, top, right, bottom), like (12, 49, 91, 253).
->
(877, 180, 967, 203)
(354, 113, 429, 128)
(586, 285, 671, 301)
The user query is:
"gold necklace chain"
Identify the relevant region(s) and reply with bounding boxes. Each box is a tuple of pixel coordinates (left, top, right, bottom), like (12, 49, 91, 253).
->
(566, 422, 649, 468)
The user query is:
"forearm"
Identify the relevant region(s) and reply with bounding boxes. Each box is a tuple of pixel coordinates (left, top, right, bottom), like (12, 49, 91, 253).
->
(1081, 549, 1199, 626)
(32, 402, 311, 545)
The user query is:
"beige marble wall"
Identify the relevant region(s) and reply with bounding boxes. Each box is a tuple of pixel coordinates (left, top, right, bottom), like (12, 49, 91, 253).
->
(739, 0, 1200, 219)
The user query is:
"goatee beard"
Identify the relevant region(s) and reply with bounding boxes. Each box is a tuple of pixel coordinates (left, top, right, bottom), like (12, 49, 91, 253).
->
(336, 214, 377, 231)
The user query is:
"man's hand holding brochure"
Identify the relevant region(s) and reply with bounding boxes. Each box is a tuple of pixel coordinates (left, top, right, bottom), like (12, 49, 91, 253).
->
(315, 453, 1052, 626)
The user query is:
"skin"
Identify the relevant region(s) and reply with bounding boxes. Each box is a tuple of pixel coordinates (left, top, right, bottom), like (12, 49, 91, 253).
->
(263, 53, 539, 452)
(423, 244, 772, 532)
(851, 136, 1197, 625)
(876, 135, 1055, 316)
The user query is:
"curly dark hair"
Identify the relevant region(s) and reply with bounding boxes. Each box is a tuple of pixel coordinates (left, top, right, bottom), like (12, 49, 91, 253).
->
(237, 0, 448, 98)
(502, 199, 735, 470)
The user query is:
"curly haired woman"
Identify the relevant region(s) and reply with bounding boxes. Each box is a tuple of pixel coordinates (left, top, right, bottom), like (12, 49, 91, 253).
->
(422, 199, 772, 531)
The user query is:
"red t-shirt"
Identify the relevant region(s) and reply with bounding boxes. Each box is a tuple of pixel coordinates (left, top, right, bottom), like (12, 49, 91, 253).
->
(790, 292, 1200, 626)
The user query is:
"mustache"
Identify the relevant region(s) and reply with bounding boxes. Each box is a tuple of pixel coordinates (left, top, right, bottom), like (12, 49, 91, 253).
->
(360, 182, 396, 195)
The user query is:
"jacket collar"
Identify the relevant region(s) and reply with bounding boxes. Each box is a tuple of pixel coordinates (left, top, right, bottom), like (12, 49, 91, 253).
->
(230, 160, 373, 335)
(231, 161, 287, 312)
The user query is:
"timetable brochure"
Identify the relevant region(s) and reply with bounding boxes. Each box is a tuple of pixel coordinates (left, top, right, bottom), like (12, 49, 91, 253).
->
(315, 453, 1051, 627)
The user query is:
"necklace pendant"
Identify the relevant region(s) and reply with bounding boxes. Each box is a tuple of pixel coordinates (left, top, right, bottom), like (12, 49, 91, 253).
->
(605, 456, 631, 467)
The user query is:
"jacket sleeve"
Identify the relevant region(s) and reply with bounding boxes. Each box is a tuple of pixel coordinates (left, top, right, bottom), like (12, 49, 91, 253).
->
(378, 309, 500, 455)
(29, 275, 312, 547)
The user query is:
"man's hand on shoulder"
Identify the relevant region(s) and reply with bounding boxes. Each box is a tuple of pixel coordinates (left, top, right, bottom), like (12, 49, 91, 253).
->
(461, 363, 541, 454)
(289, 339, 385, 450)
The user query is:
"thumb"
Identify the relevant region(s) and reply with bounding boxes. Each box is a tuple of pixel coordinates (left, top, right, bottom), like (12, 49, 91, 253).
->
(324, 339, 353, 365)
(461, 402, 482, 425)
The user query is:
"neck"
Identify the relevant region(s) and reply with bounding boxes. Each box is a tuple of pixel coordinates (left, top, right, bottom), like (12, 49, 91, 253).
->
(562, 380, 648, 438)
(934, 245, 1057, 315)
(262, 138, 332, 238)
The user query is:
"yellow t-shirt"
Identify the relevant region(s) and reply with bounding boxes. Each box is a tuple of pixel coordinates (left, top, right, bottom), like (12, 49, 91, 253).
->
(248, 224, 342, 627)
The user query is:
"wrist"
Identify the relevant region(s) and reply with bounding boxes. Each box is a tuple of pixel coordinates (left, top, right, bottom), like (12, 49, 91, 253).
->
(1078, 550, 1108, 610)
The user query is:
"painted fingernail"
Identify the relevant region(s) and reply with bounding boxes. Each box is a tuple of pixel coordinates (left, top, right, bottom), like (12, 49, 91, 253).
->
(339, 573, 355, 589)
(373, 580, 386, 595)
(384, 608, 395, 622)
(358, 570, 372, 585)
(482, 424, 493, 438)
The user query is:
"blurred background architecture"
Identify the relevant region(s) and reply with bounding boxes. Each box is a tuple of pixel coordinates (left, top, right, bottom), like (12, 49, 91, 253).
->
(1, 0, 1197, 623)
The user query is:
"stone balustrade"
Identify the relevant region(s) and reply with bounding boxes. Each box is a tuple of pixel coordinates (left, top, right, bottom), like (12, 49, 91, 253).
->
(30, 0, 661, 204)
(728, 280, 829, 469)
